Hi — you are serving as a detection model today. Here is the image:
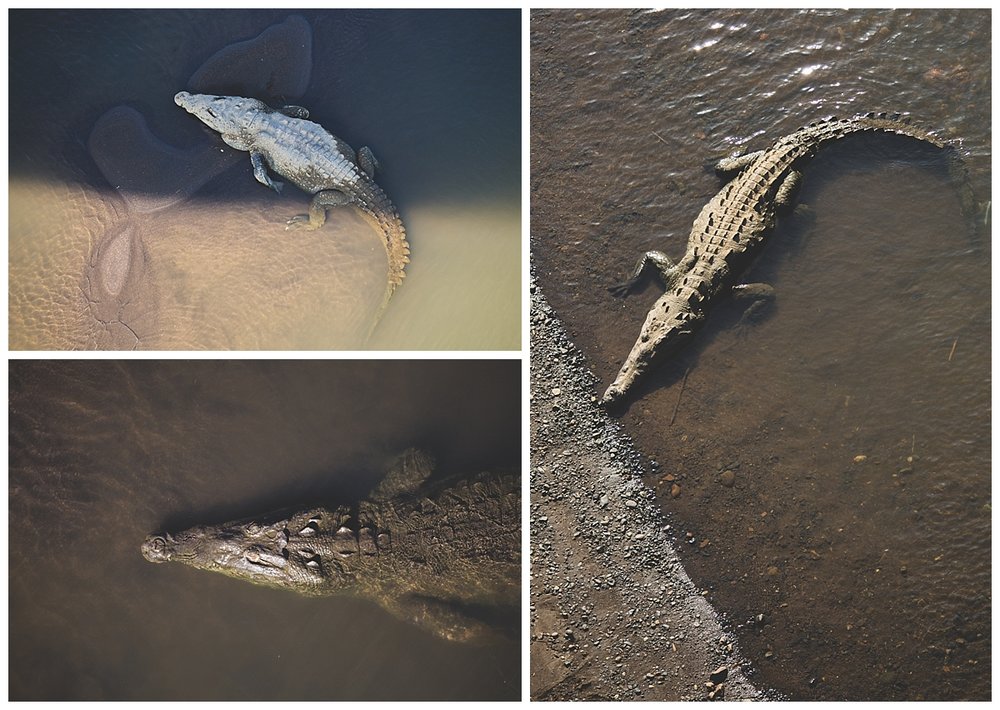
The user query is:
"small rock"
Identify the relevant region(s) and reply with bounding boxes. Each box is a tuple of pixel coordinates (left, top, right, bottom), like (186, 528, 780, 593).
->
(720, 470, 736, 487)
(625, 499, 638, 508)
(709, 666, 729, 684)
(670, 483, 682, 499)
(853, 454, 867, 463)
(766, 565, 780, 576)
(551, 387, 561, 396)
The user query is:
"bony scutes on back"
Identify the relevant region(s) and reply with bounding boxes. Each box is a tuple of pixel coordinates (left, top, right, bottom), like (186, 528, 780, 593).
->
(139, 449, 521, 642)
(172, 88, 411, 320)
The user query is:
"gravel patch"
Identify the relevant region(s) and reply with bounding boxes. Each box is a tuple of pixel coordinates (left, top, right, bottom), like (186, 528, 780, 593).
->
(529, 273, 778, 701)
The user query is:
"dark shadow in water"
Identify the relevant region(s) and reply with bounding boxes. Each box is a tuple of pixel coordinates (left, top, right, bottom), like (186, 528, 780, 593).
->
(9, 9, 521, 201)
(151, 449, 513, 537)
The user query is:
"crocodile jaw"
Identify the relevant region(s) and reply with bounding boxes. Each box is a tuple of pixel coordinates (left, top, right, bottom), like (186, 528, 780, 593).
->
(141, 513, 352, 594)
(174, 91, 265, 136)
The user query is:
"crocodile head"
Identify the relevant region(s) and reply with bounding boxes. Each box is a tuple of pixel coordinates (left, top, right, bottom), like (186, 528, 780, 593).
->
(601, 295, 704, 407)
(174, 91, 267, 137)
(141, 506, 357, 595)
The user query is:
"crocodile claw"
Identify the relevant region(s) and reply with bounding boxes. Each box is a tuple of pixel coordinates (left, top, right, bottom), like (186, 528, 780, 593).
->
(608, 279, 638, 298)
(285, 214, 317, 231)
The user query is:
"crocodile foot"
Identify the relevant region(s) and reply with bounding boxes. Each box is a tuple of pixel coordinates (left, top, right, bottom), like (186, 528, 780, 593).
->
(285, 214, 320, 231)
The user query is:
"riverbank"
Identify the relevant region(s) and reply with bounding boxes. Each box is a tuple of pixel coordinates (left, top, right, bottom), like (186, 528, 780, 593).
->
(529, 274, 775, 701)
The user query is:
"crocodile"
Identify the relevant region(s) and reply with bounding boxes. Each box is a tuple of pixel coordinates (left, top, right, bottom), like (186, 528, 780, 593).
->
(141, 449, 519, 643)
(174, 91, 410, 320)
(602, 112, 974, 406)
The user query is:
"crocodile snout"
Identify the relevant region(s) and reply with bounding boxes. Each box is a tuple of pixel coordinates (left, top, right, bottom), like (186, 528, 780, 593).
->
(141, 534, 172, 563)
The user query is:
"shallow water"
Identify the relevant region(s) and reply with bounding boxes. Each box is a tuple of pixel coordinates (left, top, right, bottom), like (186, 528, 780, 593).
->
(531, 9, 990, 700)
(8, 360, 521, 700)
(9, 9, 520, 350)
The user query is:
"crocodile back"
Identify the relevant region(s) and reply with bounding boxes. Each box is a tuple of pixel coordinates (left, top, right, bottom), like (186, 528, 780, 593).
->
(352, 470, 521, 606)
(250, 112, 410, 297)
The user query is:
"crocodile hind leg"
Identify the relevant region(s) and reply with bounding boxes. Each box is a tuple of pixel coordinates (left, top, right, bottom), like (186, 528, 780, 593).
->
(286, 189, 353, 230)
(357, 146, 379, 179)
(715, 149, 765, 179)
(775, 170, 803, 211)
(608, 250, 680, 297)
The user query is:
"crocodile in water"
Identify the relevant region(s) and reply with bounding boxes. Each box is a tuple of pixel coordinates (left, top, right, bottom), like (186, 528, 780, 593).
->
(141, 449, 519, 642)
(174, 91, 410, 322)
(602, 113, 974, 406)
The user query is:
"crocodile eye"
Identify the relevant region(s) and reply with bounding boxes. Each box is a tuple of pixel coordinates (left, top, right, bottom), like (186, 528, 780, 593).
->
(297, 548, 322, 570)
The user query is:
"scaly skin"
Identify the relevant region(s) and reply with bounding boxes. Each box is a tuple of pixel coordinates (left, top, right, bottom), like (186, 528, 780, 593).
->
(174, 91, 409, 320)
(602, 113, 959, 406)
(141, 450, 519, 643)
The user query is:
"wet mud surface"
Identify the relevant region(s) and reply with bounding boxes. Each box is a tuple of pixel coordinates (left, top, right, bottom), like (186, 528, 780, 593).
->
(531, 9, 990, 701)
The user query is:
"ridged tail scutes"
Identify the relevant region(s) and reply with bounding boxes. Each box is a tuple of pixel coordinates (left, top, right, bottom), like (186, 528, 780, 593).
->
(356, 183, 410, 294)
(384, 212, 410, 291)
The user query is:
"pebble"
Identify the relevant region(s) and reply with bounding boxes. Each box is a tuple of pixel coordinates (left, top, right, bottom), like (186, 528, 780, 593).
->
(720, 470, 736, 487)
(670, 483, 682, 498)
(709, 666, 729, 684)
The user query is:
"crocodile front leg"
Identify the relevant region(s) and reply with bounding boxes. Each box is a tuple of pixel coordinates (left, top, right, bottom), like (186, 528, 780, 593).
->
(286, 189, 353, 230)
(608, 250, 680, 297)
(251, 152, 283, 193)
(392, 594, 500, 644)
(731, 282, 776, 325)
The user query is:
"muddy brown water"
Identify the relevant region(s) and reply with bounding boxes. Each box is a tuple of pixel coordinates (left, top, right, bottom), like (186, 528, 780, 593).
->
(9, 10, 520, 350)
(8, 360, 521, 700)
(531, 9, 990, 701)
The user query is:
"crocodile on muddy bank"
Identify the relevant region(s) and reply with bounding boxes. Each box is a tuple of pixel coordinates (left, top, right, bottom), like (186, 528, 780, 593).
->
(602, 112, 980, 406)
(141, 449, 520, 643)
(174, 91, 410, 326)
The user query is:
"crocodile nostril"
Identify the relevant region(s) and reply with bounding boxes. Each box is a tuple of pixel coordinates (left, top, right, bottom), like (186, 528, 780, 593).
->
(141, 535, 169, 562)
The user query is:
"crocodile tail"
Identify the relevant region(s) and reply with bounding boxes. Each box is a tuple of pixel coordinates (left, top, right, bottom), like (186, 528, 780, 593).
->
(354, 184, 410, 333)
(852, 111, 948, 148)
